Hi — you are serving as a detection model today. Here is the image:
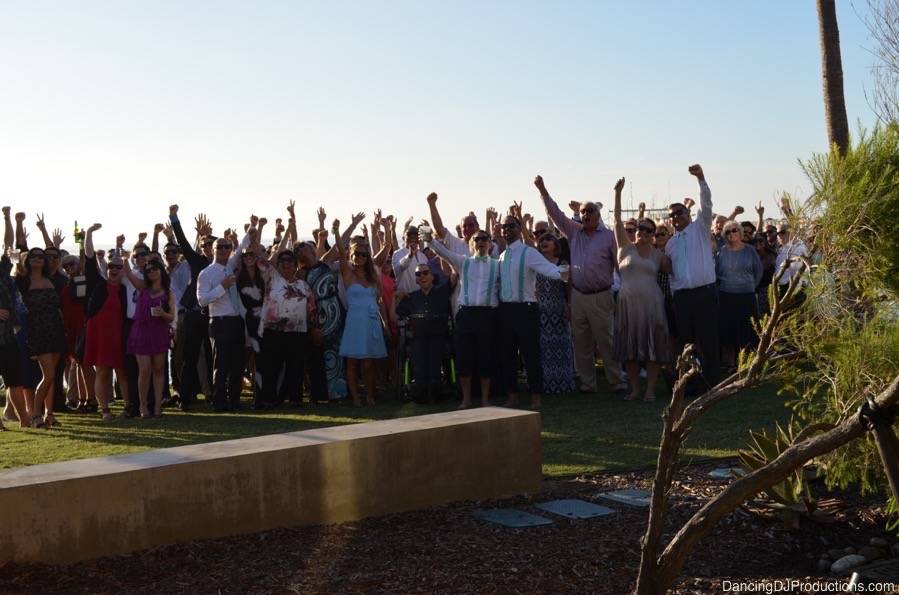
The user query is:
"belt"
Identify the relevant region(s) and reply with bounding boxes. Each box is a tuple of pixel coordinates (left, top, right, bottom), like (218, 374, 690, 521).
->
(673, 282, 717, 295)
(574, 286, 611, 295)
(210, 315, 241, 321)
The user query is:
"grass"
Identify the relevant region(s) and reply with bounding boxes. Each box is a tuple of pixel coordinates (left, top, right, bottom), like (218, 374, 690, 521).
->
(0, 382, 791, 477)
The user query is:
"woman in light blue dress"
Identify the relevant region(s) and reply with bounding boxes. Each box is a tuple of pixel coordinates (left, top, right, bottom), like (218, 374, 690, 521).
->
(334, 218, 387, 406)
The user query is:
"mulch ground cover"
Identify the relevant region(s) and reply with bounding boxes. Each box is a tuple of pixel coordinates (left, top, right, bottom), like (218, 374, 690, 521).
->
(1, 460, 894, 594)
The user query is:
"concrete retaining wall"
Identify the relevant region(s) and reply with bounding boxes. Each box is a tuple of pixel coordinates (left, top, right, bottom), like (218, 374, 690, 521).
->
(0, 408, 541, 564)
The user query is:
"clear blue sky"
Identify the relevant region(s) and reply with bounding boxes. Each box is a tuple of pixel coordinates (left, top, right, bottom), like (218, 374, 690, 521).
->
(0, 0, 880, 247)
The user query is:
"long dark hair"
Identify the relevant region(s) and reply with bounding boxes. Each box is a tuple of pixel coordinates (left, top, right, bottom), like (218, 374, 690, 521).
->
(237, 252, 265, 292)
(15, 248, 51, 292)
(145, 261, 171, 293)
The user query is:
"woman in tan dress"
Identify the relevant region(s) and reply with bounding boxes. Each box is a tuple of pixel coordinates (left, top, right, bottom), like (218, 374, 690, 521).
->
(612, 178, 672, 402)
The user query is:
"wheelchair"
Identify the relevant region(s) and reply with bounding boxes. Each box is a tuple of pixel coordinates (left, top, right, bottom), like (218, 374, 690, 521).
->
(393, 314, 458, 402)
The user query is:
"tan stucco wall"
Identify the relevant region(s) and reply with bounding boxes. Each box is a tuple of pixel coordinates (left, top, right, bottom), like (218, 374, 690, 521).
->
(0, 408, 541, 564)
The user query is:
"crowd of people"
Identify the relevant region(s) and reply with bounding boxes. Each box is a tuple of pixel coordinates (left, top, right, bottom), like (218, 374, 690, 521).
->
(0, 164, 808, 429)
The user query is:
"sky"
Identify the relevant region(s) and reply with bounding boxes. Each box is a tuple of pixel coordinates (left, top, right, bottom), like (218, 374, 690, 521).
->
(0, 0, 883, 249)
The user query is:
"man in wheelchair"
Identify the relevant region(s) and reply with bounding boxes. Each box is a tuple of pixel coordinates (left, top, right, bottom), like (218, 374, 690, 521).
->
(395, 263, 455, 403)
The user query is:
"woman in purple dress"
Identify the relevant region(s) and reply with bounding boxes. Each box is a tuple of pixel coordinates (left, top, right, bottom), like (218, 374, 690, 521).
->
(126, 258, 176, 418)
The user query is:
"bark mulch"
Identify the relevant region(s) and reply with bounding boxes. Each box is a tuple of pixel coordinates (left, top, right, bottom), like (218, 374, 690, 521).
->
(1, 461, 894, 594)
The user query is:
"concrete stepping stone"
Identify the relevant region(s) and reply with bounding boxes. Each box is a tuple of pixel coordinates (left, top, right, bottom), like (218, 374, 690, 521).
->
(596, 488, 651, 507)
(535, 499, 615, 519)
(472, 508, 553, 527)
(708, 467, 746, 480)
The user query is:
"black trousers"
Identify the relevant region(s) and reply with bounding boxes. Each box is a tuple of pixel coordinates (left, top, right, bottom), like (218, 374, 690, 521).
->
(498, 302, 542, 395)
(409, 334, 444, 401)
(673, 283, 720, 389)
(210, 316, 245, 411)
(178, 309, 209, 406)
(302, 342, 328, 402)
(260, 330, 306, 406)
(454, 306, 497, 378)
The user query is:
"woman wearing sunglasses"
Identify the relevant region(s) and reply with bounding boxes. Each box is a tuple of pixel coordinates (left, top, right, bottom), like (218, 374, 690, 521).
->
(123, 256, 176, 418)
(14, 246, 66, 427)
(334, 217, 387, 407)
(612, 177, 672, 402)
(716, 221, 763, 369)
(82, 224, 131, 421)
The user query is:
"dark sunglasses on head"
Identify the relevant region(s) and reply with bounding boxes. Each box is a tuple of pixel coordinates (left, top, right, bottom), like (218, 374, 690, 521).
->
(414, 270, 431, 277)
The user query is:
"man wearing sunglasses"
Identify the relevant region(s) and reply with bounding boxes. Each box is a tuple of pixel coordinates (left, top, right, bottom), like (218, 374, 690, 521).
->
(534, 175, 628, 395)
(395, 263, 455, 403)
(168, 205, 215, 411)
(197, 237, 245, 412)
(665, 163, 720, 390)
(425, 192, 498, 258)
(496, 214, 566, 409)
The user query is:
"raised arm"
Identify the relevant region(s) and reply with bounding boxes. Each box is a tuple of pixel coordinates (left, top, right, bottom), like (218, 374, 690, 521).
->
(151, 223, 164, 253)
(727, 205, 744, 222)
(35, 213, 54, 248)
(2, 207, 11, 250)
(332, 219, 351, 278)
(84, 223, 101, 259)
(425, 193, 450, 239)
(428, 234, 465, 272)
(689, 164, 713, 227)
(534, 175, 579, 239)
(14, 212, 28, 250)
(612, 177, 631, 249)
(169, 205, 204, 268)
(120, 251, 146, 290)
(755, 201, 765, 233)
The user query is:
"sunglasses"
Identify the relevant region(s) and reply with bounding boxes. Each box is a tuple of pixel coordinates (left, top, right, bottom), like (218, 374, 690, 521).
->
(215, 245, 231, 251)
(107, 264, 123, 270)
(146, 266, 163, 273)
(474, 236, 491, 243)
(164, 250, 179, 256)
(777, 230, 788, 236)
(46, 253, 60, 260)
(501, 223, 518, 230)
(134, 252, 149, 258)
(669, 209, 688, 218)
(625, 227, 637, 234)
(242, 252, 257, 258)
(654, 231, 669, 238)
(637, 226, 654, 234)
(352, 252, 370, 258)
(414, 271, 431, 277)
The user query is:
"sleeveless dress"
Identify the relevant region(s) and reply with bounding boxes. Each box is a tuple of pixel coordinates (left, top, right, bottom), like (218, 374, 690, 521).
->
(339, 284, 387, 359)
(23, 287, 66, 356)
(306, 264, 347, 399)
(536, 262, 576, 394)
(127, 289, 171, 356)
(84, 283, 124, 368)
(614, 244, 672, 363)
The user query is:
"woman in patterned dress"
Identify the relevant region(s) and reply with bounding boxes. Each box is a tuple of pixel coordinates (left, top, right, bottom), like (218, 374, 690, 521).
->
(535, 233, 576, 394)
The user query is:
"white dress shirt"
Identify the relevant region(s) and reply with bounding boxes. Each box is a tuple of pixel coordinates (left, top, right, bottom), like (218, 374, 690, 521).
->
(498, 240, 562, 303)
(775, 239, 808, 286)
(169, 260, 191, 312)
(665, 180, 717, 292)
(197, 261, 241, 317)
(429, 239, 500, 308)
(392, 247, 430, 294)
(123, 270, 144, 319)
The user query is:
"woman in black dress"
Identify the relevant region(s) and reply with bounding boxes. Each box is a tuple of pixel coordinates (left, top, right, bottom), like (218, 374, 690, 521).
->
(237, 245, 266, 405)
(15, 247, 66, 428)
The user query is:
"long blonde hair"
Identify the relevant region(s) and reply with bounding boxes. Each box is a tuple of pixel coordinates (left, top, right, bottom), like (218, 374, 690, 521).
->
(350, 240, 379, 287)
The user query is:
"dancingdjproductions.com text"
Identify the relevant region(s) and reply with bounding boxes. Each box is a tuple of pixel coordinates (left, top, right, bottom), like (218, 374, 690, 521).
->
(721, 579, 897, 593)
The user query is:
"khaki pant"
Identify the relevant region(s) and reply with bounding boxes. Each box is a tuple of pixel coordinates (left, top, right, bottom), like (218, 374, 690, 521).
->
(570, 288, 626, 391)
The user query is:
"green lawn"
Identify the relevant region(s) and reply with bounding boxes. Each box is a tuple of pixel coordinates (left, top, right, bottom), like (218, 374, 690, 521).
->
(0, 383, 790, 477)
